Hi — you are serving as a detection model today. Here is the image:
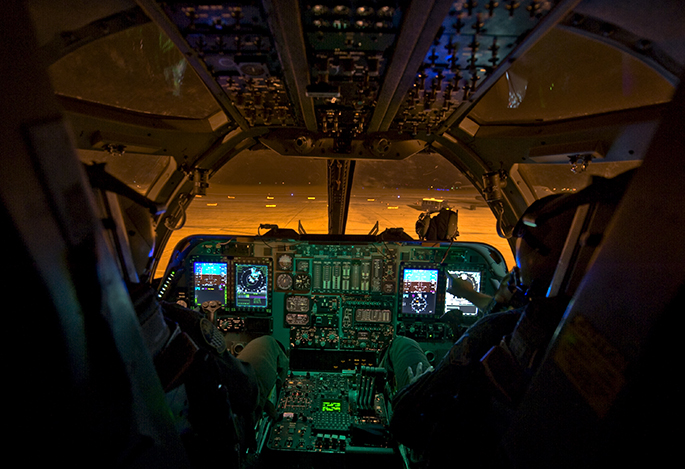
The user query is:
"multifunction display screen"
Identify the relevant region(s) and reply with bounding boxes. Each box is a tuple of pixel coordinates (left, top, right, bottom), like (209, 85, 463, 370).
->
(401, 268, 439, 315)
(194, 262, 228, 306)
(445, 270, 482, 316)
(235, 263, 269, 310)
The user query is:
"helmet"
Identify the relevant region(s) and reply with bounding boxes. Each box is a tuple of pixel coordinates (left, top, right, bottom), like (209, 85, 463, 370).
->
(512, 169, 637, 297)
(118, 195, 156, 281)
(513, 194, 576, 296)
(85, 163, 162, 282)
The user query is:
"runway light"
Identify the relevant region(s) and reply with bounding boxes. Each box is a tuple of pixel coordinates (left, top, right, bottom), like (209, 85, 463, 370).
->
(206, 203, 218, 206)
(267, 196, 275, 200)
(367, 198, 375, 201)
(308, 197, 316, 200)
(227, 196, 235, 199)
(266, 204, 277, 208)
(387, 206, 399, 210)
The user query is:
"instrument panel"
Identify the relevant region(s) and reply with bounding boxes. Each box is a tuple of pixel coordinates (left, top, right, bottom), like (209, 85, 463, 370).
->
(264, 369, 392, 460)
(157, 234, 506, 465)
(157, 234, 507, 369)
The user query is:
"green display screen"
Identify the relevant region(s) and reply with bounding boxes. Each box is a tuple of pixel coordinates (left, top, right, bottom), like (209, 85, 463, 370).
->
(322, 401, 341, 412)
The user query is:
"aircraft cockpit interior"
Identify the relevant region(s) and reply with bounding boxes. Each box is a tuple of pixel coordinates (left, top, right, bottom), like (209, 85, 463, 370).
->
(154, 232, 506, 465)
(4, 0, 685, 468)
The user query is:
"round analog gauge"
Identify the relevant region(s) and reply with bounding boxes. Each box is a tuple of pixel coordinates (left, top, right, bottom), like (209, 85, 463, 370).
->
(276, 273, 293, 290)
(278, 254, 293, 271)
(293, 273, 311, 291)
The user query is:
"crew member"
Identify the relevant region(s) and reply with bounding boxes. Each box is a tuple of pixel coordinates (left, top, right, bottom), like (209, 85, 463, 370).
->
(119, 194, 288, 468)
(385, 170, 635, 467)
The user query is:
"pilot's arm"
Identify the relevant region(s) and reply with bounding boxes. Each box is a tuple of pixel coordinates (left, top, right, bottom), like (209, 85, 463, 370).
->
(447, 269, 518, 312)
(447, 273, 494, 310)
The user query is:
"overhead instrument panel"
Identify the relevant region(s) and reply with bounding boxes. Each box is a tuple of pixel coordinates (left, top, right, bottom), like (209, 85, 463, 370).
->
(389, 0, 556, 135)
(149, 0, 560, 140)
(160, 2, 299, 127)
(301, 1, 405, 138)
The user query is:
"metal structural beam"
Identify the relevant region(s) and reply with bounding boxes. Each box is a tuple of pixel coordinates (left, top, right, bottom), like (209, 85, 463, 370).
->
(264, 0, 318, 132)
(327, 159, 355, 235)
(367, 0, 454, 133)
(135, 0, 250, 130)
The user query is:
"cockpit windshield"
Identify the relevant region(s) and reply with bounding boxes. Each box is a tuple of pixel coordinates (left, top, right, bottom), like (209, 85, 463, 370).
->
(469, 27, 675, 124)
(47, 2, 669, 282)
(49, 22, 221, 119)
(78, 149, 174, 196)
(174, 150, 329, 237)
(157, 151, 515, 278)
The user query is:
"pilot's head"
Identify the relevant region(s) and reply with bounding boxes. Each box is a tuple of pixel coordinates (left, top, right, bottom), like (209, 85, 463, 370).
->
(513, 194, 576, 296)
(512, 169, 638, 297)
(119, 195, 156, 281)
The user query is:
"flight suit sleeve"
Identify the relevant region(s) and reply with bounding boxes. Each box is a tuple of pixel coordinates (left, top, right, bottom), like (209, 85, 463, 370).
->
(389, 311, 521, 450)
(160, 301, 260, 413)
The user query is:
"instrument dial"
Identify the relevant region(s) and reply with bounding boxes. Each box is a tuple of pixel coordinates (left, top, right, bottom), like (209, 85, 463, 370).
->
(278, 254, 293, 270)
(294, 273, 311, 292)
(276, 273, 293, 290)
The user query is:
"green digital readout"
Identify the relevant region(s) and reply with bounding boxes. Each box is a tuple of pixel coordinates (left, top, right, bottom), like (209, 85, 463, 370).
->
(322, 401, 341, 412)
